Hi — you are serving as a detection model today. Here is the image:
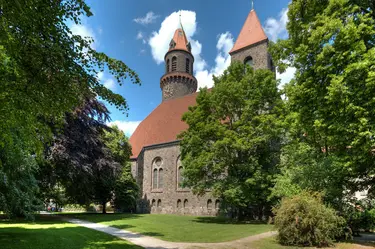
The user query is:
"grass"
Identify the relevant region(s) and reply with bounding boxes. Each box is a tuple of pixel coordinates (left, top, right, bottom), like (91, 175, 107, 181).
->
(250, 237, 375, 249)
(0, 215, 142, 249)
(66, 213, 273, 243)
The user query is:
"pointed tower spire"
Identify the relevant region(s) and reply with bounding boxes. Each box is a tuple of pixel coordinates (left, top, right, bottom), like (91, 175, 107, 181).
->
(160, 12, 197, 101)
(229, 8, 268, 54)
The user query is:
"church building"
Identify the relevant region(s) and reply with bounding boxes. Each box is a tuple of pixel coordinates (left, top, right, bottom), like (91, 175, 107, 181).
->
(129, 7, 274, 215)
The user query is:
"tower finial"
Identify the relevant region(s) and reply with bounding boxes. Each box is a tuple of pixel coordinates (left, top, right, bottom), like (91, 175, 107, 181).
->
(252, 1, 254, 10)
(179, 11, 182, 28)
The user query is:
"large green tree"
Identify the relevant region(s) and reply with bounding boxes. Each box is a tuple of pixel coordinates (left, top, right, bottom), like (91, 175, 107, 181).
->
(270, 0, 375, 198)
(179, 62, 285, 219)
(0, 0, 139, 216)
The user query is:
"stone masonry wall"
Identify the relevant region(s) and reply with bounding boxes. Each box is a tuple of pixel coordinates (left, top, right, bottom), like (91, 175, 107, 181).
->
(136, 143, 220, 216)
(230, 40, 273, 71)
(161, 50, 196, 101)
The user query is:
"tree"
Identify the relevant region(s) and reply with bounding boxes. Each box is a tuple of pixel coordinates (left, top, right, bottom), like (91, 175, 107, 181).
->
(179, 62, 285, 219)
(0, 0, 139, 216)
(49, 97, 122, 213)
(102, 126, 139, 213)
(270, 0, 375, 199)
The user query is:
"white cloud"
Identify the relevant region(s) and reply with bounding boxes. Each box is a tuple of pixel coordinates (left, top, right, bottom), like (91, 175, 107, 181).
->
(149, 10, 199, 64)
(264, 8, 289, 42)
(70, 24, 97, 49)
(136, 31, 147, 44)
(149, 10, 233, 89)
(196, 32, 234, 89)
(104, 79, 115, 89)
(277, 66, 296, 88)
(107, 120, 141, 137)
(264, 7, 296, 88)
(134, 11, 159, 25)
(97, 72, 116, 90)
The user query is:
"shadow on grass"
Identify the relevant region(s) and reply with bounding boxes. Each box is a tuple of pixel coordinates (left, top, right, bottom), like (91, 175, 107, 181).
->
(0, 226, 144, 249)
(348, 233, 375, 247)
(193, 216, 268, 225)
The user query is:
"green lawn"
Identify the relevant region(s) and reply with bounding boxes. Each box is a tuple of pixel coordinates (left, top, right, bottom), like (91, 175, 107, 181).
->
(0, 215, 142, 249)
(67, 213, 273, 243)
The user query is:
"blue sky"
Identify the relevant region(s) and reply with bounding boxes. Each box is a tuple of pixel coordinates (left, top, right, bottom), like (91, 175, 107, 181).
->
(70, 0, 294, 136)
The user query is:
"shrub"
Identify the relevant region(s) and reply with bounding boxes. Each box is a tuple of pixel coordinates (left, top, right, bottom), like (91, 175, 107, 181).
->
(273, 191, 346, 247)
(344, 200, 375, 234)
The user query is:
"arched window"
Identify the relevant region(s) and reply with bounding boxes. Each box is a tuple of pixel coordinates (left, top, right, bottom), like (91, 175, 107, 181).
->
(215, 200, 220, 209)
(172, 56, 177, 71)
(157, 199, 161, 207)
(158, 168, 163, 188)
(177, 199, 182, 208)
(244, 56, 254, 67)
(166, 59, 170, 73)
(186, 58, 190, 73)
(152, 157, 162, 190)
(152, 169, 158, 189)
(183, 199, 188, 208)
(178, 166, 184, 188)
(151, 199, 156, 207)
(207, 199, 213, 210)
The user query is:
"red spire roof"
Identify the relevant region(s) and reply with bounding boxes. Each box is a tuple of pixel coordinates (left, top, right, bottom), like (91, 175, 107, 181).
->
(169, 28, 191, 53)
(230, 9, 268, 54)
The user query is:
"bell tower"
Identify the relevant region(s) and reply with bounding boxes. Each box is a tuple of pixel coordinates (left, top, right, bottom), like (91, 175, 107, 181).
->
(160, 25, 197, 101)
(229, 7, 274, 72)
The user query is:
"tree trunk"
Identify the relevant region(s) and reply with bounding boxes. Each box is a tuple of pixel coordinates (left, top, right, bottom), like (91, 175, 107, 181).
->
(102, 200, 106, 214)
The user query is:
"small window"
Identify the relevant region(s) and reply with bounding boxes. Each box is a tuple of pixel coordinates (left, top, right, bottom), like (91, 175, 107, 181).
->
(151, 199, 156, 207)
(215, 200, 220, 209)
(172, 57, 177, 71)
(244, 56, 254, 67)
(166, 59, 170, 73)
(157, 199, 162, 207)
(158, 168, 163, 188)
(152, 169, 158, 189)
(186, 58, 190, 73)
(177, 199, 182, 208)
(183, 199, 188, 208)
(178, 166, 184, 188)
(207, 199, 213, 210)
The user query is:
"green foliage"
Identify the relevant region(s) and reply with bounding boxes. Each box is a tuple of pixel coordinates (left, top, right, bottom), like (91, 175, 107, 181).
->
(274, 192, 346, 247)
(102, 126, 132, 167)
(102, 125, 138, 213)
(271, 142, 348, 209)
(0, 0, 139, 217)
(180, 61, 285, 219)
(270, 0, 375, 197)
(0, 135, 42, 219)
(113, 167, 139, 213)
(343, 199, 375, 234)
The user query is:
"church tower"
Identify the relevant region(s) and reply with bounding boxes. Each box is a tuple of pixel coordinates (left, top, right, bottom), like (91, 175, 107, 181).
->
(230, 7, 274, 72)
(160, 26, 197, 101)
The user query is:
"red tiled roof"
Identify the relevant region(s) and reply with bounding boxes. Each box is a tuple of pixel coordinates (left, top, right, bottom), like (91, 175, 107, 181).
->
(129, 92, 198, 159)
(230, 10, 268, 54)
(169, 28, 190, 52)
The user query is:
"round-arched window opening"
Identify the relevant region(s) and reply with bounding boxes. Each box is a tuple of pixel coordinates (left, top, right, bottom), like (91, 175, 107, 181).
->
(177, 199, 182, 208)
(207, 199, 213, 210)
(183, 199, 188, 208)
(157, 199, 162, 207)
(244, 56, 254, 67)
(151, 199, 156, 207)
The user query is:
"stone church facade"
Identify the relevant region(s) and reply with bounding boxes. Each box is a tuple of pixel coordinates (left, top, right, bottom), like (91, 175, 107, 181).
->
(129, 8, 274, 216)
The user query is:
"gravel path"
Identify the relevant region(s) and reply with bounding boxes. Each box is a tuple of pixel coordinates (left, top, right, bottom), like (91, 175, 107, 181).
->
(65, 218, 276, 249)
